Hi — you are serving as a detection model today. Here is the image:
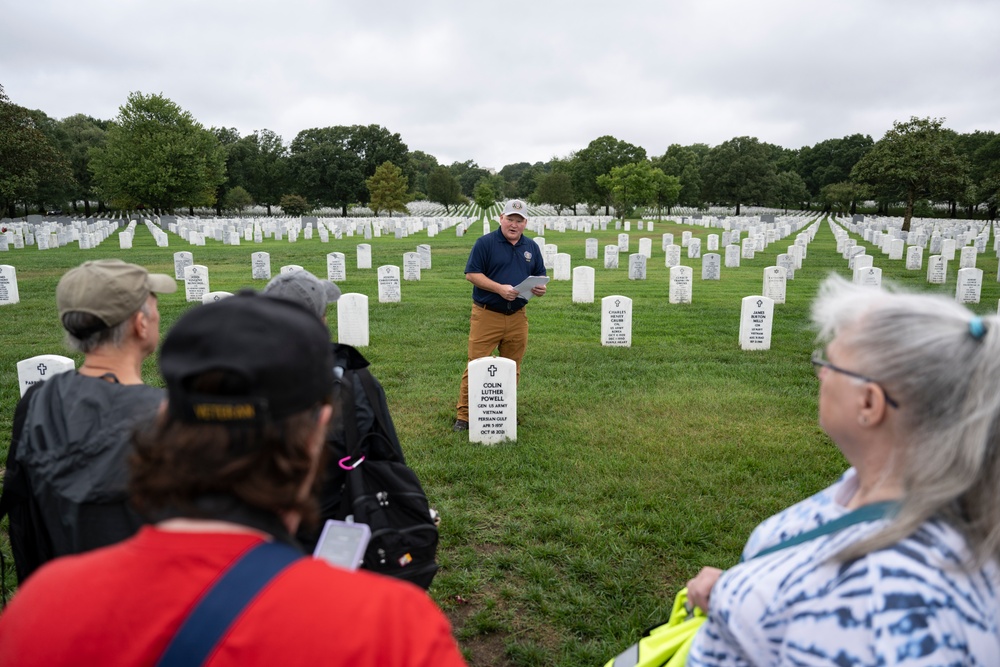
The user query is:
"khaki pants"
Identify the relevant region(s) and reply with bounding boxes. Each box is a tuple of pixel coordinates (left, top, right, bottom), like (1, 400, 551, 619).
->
(455, 303, 528, 421)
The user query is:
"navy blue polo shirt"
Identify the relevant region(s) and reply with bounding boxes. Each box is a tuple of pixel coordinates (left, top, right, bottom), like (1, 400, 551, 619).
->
(465, 228, 546, 313)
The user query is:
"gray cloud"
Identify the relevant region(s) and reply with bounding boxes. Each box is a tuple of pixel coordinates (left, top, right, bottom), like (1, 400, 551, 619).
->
(4, 0, 997, 168)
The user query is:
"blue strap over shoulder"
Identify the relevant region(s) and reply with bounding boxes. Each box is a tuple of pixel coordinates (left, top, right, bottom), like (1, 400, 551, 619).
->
(157, 541, 302, 667)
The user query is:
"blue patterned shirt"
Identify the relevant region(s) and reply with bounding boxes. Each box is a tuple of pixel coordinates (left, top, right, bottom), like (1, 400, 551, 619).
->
(687, 469, 1000, 665)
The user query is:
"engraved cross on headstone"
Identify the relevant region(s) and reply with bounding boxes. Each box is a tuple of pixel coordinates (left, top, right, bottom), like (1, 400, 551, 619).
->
(37, 363, 47, 376)
(488, 364, 497, 377)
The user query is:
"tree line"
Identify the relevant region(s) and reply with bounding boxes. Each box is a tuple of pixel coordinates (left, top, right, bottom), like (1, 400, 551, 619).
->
(2, 86, 998, 228)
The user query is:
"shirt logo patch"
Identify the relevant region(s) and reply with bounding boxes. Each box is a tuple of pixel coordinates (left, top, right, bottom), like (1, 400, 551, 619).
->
(523, 251, 532, 262)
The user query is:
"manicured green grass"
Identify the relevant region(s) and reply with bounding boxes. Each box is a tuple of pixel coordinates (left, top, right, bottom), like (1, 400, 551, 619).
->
(1, 216, 997, 665)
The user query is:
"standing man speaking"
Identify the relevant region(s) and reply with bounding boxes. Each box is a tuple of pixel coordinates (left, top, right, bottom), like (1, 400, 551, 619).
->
(453, 200, 548, 432)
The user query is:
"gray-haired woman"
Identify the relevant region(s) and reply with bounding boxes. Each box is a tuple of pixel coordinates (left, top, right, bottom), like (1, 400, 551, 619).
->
(685, 274, 1000, 665)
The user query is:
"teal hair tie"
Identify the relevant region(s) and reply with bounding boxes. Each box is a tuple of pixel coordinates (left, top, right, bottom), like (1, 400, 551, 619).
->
(969, 316, 986, 340)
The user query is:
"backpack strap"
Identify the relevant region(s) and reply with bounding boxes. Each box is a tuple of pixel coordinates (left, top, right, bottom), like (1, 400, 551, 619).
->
(746, 500, 900, 562)
(156, 541, 302, 667)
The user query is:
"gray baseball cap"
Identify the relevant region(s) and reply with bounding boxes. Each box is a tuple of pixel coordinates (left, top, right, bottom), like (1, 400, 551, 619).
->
(262, 269, 341, 319)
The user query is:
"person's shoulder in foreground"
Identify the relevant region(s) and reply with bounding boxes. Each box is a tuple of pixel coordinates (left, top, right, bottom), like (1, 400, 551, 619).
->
(0, 527, 466, 667)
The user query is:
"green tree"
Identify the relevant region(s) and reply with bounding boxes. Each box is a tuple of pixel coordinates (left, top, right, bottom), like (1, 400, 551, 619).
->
(821, 181, 870, 216)
(652, 144, 706, 208)
(532, 171, 576, 214)
(288, 126, 363, 216)
(237, 129, 288, 215)
(349, 124, 409, 204)
(701, 136, 776, 215)
(89, 92, 225, 212)
(472, 178, 496, 213)
(571, 136, 647, 214)
(650, 169, 682, 218)
(366, 161, 409, 216)
(596, 161, 657, 218)
(851, 117, 969, 229)
(59, 114, 109, 215)
(449, 160, 492, 197)
(224, 185, 254, 214)
(771, 170, 809, 213)
(426, 166, 463, 212)
(0, 85, 74, 216)
(407, 150, 439, 198)
(212, 126, 242, 215)
(796, 134, 874, 198)
(279, 193, 311, 217)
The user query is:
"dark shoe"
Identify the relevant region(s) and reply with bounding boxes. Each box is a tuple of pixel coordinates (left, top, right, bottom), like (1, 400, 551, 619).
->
(452, 419, 469, 432)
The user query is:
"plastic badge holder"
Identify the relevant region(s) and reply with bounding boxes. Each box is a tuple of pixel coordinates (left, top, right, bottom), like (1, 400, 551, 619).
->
(312, 519, 371, 570)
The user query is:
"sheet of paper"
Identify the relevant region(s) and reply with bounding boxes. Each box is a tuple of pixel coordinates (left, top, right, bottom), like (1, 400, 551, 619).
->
(514, 276, 550, 301)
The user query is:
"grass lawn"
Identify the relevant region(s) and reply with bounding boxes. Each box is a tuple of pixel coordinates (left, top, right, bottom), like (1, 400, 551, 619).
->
(1, 214, 997, 665)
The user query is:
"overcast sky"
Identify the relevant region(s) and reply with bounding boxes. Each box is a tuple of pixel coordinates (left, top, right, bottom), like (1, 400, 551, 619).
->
(4, 0, 998, 170)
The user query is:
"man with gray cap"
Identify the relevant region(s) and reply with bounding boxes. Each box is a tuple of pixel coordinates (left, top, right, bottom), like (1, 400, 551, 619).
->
(262, 269, 408, 554)
(453, 199, 547, 432)
(1, 259, 176, 582)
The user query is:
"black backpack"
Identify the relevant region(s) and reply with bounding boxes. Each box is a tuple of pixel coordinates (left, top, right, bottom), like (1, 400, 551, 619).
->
(300, 344, 439, 589)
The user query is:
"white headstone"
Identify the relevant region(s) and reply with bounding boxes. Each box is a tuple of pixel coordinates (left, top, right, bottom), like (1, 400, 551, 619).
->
(403, 252, 422, 281)
(357, 244, 372, 269)
(662, 233, 674, 251)
(956, 267, 983, 304)
(628, 253, 647, 280)
(327, 252, 347, 282)
(618, 233, 629, 252)
(664, 245, 681, 268)
(201, 291, 234, 304)
(468, 356, 517, 444)
(377, 265, 401, 303)
(702, 253, 721, 280)
(119, 233, 132, 249)
(889, 239, 904, 260)
(553, 253, 571, 281)
(941, 239, 957, 261)
(174, 251, 194, 280)
(681, 231, 692, 247)
(687, 239, 702, 259)
(707, 234, 719, 252)
(601, 295, 632, 347)
(741, 238, 755, 260)
(638, 237, 652, 258)
(585, 238, 598, 259)
(337, 293, 369, 347)
(856, 267, 882, 288)
(183, 264, 210, 302)
(905, 246, 923, 271)
(417, 244, 432, 270)
(739, 296, 774, 351)
(604, 245, 619, 269)
(280, 264, 304, 275)
(926, 255, 947, 284)
(762, 266, 786, 304)
(572, 266, 595, 303)
(16, 354, 75, 397)
(0, 265, 20, 305)
(725, 244, 740, 268)
(669, 265, 693, 304)
(960, 246, 977, 270)
(251, 252, 271, 280)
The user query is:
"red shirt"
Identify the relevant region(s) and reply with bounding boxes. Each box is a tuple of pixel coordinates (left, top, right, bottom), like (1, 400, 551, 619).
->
(0, 527, 466, 667)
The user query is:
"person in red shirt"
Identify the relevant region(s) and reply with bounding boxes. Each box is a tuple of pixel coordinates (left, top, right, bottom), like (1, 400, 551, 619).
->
(0, 292, 467, 667)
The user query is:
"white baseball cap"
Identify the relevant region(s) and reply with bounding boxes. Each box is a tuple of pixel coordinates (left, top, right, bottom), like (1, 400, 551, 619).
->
(501, 200, 528, 219)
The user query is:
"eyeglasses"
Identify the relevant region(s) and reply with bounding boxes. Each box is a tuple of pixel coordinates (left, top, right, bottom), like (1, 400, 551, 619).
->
(811, 350, 899, 409)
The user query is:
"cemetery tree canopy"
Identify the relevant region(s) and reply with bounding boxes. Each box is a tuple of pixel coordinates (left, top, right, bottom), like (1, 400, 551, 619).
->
(0, 84, 74, 217)
(650, 169, 682, 217)
(571, 135, 647, 215)
(851, 117, 969, 230)
(279, 193, 311, 216)
(596, 161, 659, 218)
(532, 171, 575, 214)
(289, 126, 364, 216)
(702, 136, 776, 215)
(366, 161, 409, 216)
(58, 114, 110, 216)
(472, 178, 496, 212)
(89, 92, 226, 212)
(427, 166, 463, 212)
(772, 170, 809, 213)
